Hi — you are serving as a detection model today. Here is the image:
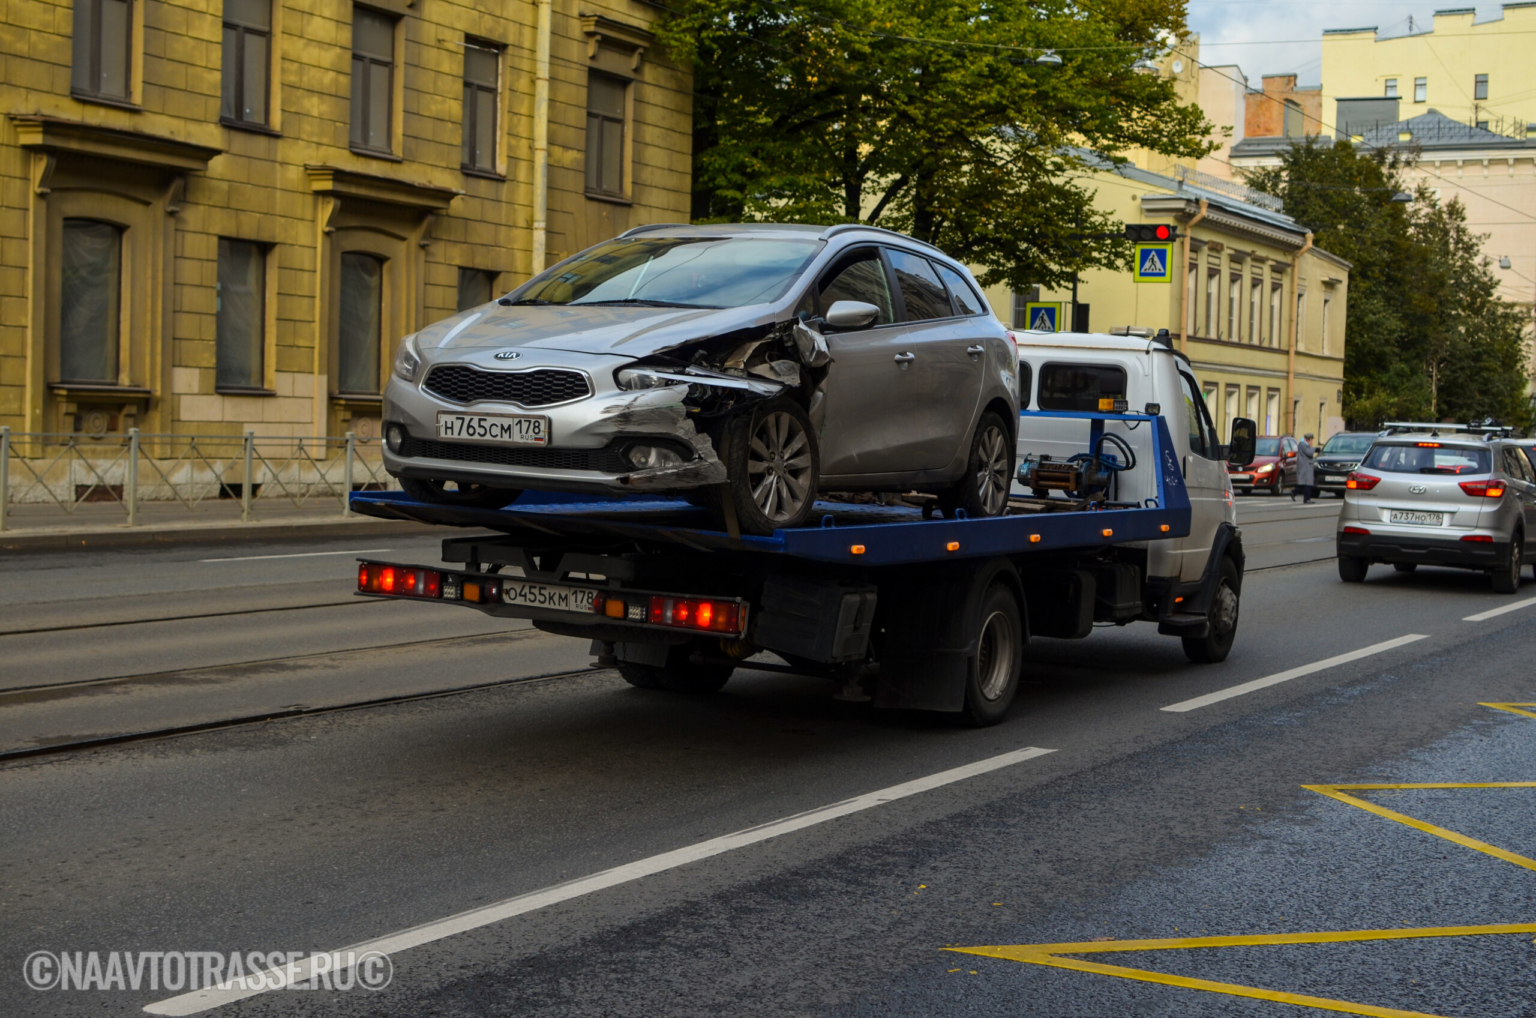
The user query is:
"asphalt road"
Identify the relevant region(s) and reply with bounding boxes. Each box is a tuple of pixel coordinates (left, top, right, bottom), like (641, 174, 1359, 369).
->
(3, 498, 1535, 1017)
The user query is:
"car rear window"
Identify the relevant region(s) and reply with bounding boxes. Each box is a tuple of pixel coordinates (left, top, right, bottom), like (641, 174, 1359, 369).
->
(1037, 363, 1128, 412)
(1361, 444, 1491, 475)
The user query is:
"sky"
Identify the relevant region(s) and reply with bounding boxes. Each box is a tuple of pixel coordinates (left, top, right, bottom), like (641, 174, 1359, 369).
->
(1187, 2, 1505, 88)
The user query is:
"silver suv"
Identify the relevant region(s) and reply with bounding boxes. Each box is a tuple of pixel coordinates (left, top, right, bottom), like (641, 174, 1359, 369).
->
(1336, 433, 1536, 592)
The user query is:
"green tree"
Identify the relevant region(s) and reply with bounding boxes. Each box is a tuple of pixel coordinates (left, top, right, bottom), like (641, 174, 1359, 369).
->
(1245, 139, 1530, 429)
(656, 0, 1213, 292)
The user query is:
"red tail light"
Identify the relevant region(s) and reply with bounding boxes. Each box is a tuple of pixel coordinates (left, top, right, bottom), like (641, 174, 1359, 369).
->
(1346, 472, 1381, 490)
(1460, 534, 1494, 542)
(1342, 526, 1370, 535)
(358, 563, 442, 598)
(648, 596, 743, 634)
(1459, 479, 1506, 498)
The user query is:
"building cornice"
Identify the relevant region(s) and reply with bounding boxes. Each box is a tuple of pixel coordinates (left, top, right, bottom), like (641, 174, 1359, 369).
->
(10, 114, 221, 172)
(304, 165, 461, 211)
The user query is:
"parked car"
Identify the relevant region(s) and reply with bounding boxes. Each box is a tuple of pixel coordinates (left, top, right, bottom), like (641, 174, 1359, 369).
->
(1336, 433, 1536, 592)
(382, 224, 1020, 535)
(1226, 435, 1296, 495)
(1315, 432, 1380, 497)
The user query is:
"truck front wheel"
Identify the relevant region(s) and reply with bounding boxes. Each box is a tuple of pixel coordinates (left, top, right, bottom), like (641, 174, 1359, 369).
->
(957, 583, 1023, 726)
(1183, 557, 1240, 664)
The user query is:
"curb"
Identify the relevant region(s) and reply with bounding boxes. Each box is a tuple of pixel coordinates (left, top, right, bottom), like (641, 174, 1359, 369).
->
(0, 515, 445, 553)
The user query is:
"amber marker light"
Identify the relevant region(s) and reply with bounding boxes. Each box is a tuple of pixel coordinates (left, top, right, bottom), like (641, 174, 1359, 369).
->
(1029, 534, 1041, 543)
(946, 541, 960, 552)
(850, 545, 866, 555)
(1102, 529, 1113, 537)
(1160, 524, 1170, 532)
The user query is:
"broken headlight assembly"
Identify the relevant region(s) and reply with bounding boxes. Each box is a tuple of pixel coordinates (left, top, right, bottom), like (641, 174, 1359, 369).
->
(615, 366, 687, 391)
(623, 442, 690, 470)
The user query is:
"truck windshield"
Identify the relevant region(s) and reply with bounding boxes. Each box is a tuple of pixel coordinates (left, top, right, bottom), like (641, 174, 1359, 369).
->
(514, 237, 823, 309)
(1361, 444, 1491, 475)
(1323, 434, 1376, 455)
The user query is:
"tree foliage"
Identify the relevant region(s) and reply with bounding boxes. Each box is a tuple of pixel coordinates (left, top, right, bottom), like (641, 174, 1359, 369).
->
(1245, 140, 1530, 429)
(655, 0, 1212, 292)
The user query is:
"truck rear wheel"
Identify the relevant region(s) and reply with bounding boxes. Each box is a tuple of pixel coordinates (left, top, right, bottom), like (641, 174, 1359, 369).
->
(956, 583, 1023, 727)
(618, 643, 733, 694)
(1183, 557, 1240, 664)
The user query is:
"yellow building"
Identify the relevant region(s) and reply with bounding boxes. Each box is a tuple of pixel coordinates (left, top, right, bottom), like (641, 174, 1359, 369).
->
(1, 0, 692, 444)
(1322, 6, 1536, 138)
(981, 160, 1350, 444)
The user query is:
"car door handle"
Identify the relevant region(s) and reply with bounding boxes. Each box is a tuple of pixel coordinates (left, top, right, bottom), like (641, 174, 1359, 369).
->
(966, 344, 985, 357)
(894, 352, 916, 365)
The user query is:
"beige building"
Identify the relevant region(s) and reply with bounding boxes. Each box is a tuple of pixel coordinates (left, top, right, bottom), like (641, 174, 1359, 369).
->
(1195, 62, 1247, 181)
(0, 0, 691, 445)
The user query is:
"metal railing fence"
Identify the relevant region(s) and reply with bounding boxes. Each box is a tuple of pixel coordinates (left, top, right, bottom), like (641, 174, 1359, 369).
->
(0, 428, 397, 531)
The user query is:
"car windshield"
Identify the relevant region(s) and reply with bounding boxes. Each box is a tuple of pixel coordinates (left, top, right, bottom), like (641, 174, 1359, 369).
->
(1254, 438, 1280, 456)
(514, 237, 823, 309)
(1323, 434, 1376, 455)
(1361, 444, 1491, 475)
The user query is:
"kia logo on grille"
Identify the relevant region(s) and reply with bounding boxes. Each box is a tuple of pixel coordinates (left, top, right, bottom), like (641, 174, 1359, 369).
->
(494, 351, 521, 361)
(1409, 484, 1427, 494)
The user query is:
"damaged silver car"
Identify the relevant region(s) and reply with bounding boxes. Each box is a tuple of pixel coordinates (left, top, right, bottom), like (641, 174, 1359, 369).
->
(382, 223, 1019, 535)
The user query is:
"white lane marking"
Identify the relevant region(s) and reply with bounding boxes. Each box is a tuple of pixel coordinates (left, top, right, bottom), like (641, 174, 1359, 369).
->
(145, 745, 1056, 1015)
(1464, 596, 1536, 622)
(1160, 634, 1430, 713)
(198, 548, 392, 563)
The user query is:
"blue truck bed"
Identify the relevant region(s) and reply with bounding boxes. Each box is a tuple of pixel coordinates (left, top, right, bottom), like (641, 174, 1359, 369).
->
(347, 413, 1191, 567)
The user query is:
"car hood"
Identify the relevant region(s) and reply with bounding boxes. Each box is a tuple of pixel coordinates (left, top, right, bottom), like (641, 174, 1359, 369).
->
(1229, 455, 1280, 470)
(415, 302, 783, 362)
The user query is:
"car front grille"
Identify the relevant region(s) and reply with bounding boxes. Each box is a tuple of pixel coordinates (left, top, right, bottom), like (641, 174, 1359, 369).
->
(422, 365, 591, 407)
(399, 436, 627, 473)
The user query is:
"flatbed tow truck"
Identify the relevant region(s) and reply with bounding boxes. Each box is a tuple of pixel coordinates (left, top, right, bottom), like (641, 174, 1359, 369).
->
(349, 410, 1238, 726)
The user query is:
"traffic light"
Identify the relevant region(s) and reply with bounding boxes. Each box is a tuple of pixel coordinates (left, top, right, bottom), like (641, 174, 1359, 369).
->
(1124, 224, 1179, 242)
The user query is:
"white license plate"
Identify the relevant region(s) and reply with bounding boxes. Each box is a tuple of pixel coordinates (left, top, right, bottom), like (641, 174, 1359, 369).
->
(1389, 510, 1444, 526)
(436, 412, 548, 445)
(501, 580, 598, 613)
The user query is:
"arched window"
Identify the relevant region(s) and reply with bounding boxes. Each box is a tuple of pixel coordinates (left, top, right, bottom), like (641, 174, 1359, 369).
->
(60, 218, 123, 383)
(338, 252, 384, 394)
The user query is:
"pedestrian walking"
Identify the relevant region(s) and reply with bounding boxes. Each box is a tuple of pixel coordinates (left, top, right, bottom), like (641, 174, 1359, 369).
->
(1292, 432, 1317, 502)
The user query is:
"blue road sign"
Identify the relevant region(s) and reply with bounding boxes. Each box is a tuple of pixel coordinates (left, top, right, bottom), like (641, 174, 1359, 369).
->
(1135, 243, 1172, 283)
(1024, 302, 1062, 331)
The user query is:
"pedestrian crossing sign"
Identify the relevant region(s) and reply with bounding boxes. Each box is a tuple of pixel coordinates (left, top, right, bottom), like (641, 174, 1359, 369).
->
(1023, 302, 1063, 332)
(1135, 243, 1173, 283)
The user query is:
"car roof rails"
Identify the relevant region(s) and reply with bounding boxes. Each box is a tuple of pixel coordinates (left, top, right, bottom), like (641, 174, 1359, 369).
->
(819, 223, 945, 253)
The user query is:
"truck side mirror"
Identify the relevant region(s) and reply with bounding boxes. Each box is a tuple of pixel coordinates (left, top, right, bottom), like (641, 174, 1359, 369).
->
(1227, 418, 1257, 469)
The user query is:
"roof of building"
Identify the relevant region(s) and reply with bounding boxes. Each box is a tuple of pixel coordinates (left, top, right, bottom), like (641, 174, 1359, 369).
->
(1231, 110, 1536, 158)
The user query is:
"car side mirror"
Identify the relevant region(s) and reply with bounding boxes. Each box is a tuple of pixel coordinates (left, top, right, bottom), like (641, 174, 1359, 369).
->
(1285, 450, 1296, 459)
(1227, 417, 1257, 469)
(823, 300, 880, 330)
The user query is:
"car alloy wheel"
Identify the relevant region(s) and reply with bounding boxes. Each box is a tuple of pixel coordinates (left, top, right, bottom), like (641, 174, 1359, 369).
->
(746, 410, 814, 524)
(974, 423, 1011, 517)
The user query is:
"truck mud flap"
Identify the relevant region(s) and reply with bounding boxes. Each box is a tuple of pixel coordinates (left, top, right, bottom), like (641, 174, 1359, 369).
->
(874, 559, 1022, 712)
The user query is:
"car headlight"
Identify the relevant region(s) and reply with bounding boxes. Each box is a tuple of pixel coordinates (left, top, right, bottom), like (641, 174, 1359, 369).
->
(1256, 463, 1274, 474)
(393, 333, 423, 383)
(616, 367, 684, 391)
(625, 443, 687, 470)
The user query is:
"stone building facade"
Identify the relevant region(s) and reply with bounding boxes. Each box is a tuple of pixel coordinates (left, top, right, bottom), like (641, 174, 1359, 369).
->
(1, 0, 691, 445)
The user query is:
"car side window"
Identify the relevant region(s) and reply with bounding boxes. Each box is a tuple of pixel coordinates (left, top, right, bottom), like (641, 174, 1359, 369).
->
(934, 263, 984, 315)
(886, 248, 953, 321)
(1503, 447, 1532, 482)
(1516, 447, 1536, 481)
(1177, 371, 1214, 459)
(1283, 437, 1297, 454)
(817, 249, 894, 325)
(1018, 361, 1032, 409)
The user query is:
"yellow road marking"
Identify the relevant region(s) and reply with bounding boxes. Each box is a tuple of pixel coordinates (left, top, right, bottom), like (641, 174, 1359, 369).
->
(1304, 783, 1536, 873)
(1480, 702, 1536, 719)
(950, 924, 1536, 1018)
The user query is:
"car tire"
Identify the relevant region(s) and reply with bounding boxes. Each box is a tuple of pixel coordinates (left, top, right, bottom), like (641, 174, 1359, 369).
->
(954, 583, 1023, 727)
(1182, 557, 1240, 664)
(398, 475, 522, 509)
(715, 397, 819, 536)
(1393, 562, 1417, 574)
(1338, 555, 1369, 583)
(617, 663, 663, 689)
(940, 412, 1014, 519)
(1492, 534, 1523, 594)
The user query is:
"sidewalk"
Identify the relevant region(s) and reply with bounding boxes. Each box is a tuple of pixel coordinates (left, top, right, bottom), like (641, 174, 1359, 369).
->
(0, 497, 437, 552)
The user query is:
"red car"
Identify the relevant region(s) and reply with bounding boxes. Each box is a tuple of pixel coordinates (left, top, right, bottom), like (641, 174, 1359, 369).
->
(1227, 435, 1298, 495)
